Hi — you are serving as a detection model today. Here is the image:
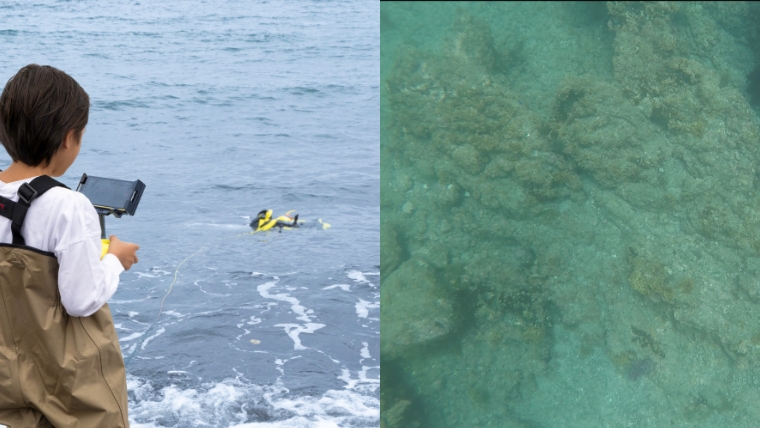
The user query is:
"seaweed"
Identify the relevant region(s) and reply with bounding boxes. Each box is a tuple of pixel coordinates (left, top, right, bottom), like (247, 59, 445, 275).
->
(631, 326, 666, 358)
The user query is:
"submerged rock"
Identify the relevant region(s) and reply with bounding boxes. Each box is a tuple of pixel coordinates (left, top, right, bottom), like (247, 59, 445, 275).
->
(381, 257, 458, 360)
(627, 358, 656, 381)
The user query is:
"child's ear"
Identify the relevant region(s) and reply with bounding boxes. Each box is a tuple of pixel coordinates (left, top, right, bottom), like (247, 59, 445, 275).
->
(62, 130, 76, 149)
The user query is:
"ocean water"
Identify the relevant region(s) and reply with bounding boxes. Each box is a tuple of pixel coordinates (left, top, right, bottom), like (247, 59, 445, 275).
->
(382, 2, 760, 428)
(0, 1, 379, 427)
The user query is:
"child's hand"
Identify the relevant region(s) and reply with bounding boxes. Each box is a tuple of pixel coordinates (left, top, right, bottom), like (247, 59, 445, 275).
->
(107, 235, 140, 270)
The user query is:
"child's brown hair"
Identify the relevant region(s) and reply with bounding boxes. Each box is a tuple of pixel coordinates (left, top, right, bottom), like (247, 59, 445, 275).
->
(0, 64, 89, 167)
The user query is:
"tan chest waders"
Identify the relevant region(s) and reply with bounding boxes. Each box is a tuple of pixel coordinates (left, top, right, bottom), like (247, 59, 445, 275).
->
(0, 176, 129, 428)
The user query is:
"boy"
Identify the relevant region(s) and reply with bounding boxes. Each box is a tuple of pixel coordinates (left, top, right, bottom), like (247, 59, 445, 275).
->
(0, 64, 139, 427)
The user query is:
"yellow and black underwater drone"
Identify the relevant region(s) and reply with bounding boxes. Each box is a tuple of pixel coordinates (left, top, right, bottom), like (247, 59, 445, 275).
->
(250, 209, 331, 232)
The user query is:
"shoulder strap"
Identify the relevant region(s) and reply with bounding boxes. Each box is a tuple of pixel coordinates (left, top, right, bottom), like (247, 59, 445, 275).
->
(0, 176, 69, 246)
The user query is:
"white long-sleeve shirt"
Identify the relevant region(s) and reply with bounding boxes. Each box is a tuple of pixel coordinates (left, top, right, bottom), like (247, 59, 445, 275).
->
(0, 177, 124, 317)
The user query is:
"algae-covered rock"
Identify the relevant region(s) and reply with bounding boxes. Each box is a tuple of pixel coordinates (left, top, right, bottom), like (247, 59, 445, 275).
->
(551, 75, 671, 190)
(380, 399, 417, 428)
(444, 14, 501, 74)
(628, 251, 676, 304)
(381, 219, 403, 276)
(380, 257, 458, 360)
(386, 14, 581, 208)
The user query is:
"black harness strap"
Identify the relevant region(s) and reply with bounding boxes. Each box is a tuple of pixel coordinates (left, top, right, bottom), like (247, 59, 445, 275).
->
(0, 176, 69, 246)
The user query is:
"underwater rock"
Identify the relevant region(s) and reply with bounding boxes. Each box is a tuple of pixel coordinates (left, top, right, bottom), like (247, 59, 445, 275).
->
(445, 14, 499, 73)
(381, 257, 457, 360)
(627, 357, 656, 381)
(380, 399, 415, 428)
(381, 220, 404, 277)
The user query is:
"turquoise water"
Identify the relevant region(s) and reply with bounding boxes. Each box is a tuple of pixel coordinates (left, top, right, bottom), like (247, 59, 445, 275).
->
(381, 2, 760, 427)
(0, 1, 379, 426)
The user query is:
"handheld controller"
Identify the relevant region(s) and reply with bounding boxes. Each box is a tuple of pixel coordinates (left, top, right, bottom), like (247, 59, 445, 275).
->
(75, 174, 145, 259)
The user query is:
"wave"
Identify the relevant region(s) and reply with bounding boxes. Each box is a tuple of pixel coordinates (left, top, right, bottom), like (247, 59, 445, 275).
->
(128, 375, 378, 428)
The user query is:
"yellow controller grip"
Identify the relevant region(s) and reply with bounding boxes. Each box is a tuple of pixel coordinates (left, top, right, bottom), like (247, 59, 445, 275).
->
(101, 239, 110, 260)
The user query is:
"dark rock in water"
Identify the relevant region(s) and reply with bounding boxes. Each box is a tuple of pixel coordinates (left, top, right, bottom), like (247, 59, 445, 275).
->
(749, 65, 760, 109)
(627, 358, 655, 381)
